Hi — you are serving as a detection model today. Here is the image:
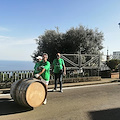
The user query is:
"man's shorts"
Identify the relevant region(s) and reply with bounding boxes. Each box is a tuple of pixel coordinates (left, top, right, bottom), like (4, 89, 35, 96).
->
(41, 78, 49, 85)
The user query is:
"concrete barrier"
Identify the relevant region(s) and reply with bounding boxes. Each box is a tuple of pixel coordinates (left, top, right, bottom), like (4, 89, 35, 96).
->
(49, 76, 101, 85)
(111, 72, 119, 79)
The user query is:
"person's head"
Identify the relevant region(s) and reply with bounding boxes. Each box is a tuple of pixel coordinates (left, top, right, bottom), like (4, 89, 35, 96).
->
(36, 56, 42, 62)
(56, 53, 61, 59)
(42, 53, 48, 62)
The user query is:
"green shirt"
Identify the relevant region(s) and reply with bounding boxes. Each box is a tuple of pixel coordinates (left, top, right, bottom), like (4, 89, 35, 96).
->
(39, 61, 50, 81)
(34, 62, 41, 74)
(52, 58, 65, 73)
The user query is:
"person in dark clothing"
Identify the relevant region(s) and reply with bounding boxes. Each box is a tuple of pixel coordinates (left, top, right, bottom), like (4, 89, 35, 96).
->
(52, 53, 66, 92)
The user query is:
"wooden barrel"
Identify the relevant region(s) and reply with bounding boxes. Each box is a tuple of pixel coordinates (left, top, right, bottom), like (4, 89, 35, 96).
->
(10, 78, 47, 108)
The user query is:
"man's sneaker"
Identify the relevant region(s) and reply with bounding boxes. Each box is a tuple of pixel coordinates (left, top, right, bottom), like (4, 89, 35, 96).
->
(52, 89, 57, 92)
(43, 98, 47, 105)
(60, 90, 63, 93)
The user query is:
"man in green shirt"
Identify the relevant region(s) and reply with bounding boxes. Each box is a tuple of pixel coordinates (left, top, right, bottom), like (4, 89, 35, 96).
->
(35, 53, 50, 87)
(34, 53, 50, 104)
(52, 53, 66, 92)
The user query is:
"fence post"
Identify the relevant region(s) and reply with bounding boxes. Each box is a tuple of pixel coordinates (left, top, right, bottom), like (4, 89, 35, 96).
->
(3, 72, 4, 82)
(0, 72, 1, 82)
(97, 54, 101, 76)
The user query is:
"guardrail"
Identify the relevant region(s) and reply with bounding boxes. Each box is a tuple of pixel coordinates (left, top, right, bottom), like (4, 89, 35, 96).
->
(0, 70, 34, 82)
(0, 69, 99, 82)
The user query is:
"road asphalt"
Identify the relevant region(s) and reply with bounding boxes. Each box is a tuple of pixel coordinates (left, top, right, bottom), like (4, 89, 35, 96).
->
(1, 79, 120, 120)
(0, 78, 119, 94)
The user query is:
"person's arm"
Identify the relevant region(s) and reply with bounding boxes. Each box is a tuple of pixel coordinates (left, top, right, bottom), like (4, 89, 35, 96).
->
(51, 65, 54, 74)
(34, 68, 45, 78)
(51, 60, 55, 74)
(38, 68, 45, 76)
(63, 64, 66, 75)
(62, 59, 66, 75)
(34, 62, 45, 78)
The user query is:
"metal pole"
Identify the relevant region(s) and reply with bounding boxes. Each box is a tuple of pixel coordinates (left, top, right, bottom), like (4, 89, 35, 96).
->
(79, 45, 82, 69)
(118, 23, 120, 28)
(119, 68, 120, 79)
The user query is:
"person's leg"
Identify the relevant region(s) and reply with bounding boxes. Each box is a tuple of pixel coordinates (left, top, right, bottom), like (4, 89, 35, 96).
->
(43, 85, 47, 105)
(43, 81, 49, 105)
(40, 78, 49, 88)
(59, 73, 63, 92)
(54, 73, 58, 90)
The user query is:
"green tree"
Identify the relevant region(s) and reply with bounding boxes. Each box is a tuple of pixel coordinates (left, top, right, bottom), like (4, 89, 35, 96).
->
(106, 59, 120, 71)
(31, 25, 104, 63)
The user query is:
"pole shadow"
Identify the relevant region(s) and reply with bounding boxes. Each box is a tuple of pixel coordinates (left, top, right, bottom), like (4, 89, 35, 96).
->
(0, 98, 33, 116)
(89, 108, 120, 120)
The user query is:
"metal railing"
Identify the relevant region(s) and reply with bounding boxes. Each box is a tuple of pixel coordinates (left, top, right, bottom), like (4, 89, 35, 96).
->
(0, 69, 99, 82)
(0, 70, 34, 83)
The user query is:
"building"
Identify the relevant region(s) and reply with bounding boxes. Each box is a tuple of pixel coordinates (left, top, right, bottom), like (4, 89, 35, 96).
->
(113, 51, 120, 59)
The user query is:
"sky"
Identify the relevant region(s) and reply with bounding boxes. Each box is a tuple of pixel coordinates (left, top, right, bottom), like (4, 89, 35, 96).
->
(0, 0, 120, 61)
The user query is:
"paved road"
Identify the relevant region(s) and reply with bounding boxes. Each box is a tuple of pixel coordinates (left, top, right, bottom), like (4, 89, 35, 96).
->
(0, 83, 120, 120)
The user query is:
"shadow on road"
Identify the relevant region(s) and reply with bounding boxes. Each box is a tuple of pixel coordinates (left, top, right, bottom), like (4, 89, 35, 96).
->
(89, 108, 120, 120)
(0, 98, 33, 116)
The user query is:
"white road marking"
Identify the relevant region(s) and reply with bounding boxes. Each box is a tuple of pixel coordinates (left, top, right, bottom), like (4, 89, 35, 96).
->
(48, 82, 120, 91)
(0, 94, 10, 97)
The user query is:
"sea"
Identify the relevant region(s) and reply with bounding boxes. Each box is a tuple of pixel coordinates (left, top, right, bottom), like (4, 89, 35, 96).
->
(0, 60, 35, 71)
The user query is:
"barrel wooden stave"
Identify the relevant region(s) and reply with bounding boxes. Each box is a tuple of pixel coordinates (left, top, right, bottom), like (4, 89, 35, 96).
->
(16, 79, 30, 107)
(10, 79, 23, 102)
